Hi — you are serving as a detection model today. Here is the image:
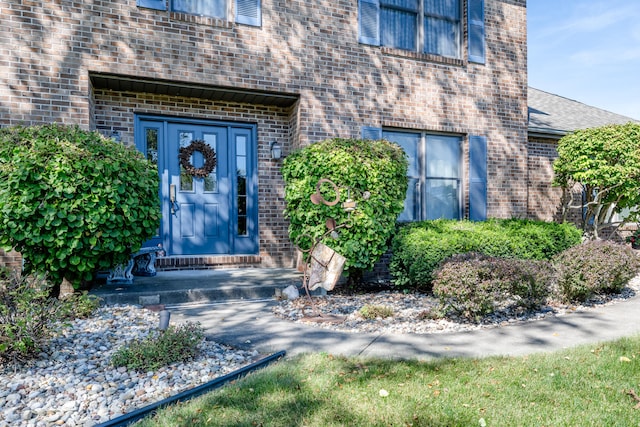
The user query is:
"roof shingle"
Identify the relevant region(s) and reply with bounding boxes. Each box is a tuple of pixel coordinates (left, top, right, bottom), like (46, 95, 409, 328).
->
(528, 87, 638, 138)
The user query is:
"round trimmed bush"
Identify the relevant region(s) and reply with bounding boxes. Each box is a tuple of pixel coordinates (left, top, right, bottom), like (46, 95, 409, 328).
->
(0, 124, 160, 291)
(553, 240, 640, 303)
(432, 253, 554, 322)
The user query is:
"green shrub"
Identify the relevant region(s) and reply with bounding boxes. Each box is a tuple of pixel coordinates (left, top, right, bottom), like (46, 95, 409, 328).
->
(432, 253, 554, 322)
(111, 322, 205, 371)
(0, 124, 160, 292)
(359, 304, 394, 319)
(282, 138, 408, 277)
(390, 219, 582, 291)
(553, 241, 640, 303)
(0, 269, 66, 363)
(59, 292, 101, 320)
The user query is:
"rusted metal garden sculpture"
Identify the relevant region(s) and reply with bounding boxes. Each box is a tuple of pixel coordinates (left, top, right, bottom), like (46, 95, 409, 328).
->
(295, 178, 370, 322)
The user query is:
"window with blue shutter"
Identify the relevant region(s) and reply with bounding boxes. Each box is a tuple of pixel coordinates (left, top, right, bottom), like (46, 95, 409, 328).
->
(172, 0, 226, 19)
(359, 0, 380, 45)
(468, 0, 485, 63)
(380, 128, 463, 221)
(469, 135, 487, 221)
(236, 0, 261, 26)
(358, 0, 470, 60)
(137, 0, 166, 10)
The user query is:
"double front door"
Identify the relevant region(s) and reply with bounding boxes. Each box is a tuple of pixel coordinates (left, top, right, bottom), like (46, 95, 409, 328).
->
(136, 117, 258, 256)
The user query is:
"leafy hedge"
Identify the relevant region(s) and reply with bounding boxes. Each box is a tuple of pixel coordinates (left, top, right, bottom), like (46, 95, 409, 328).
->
(282, 138, 408, 275)
(0, 124, 160, 290)
(390, 219, 582, 290)
(433, 253, 554, 321)
(553, 240, 640, 302)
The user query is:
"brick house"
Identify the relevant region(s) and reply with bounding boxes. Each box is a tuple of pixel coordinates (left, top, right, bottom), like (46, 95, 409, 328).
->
(527, 87, 639, 223)
(1, 0, 530, 271)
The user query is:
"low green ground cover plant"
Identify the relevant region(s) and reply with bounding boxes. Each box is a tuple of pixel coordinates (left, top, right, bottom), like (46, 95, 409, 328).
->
(358, 304, 394, 319)
(0, 268, 99, 364)
(390, 218, 582, 291)
(553, 240, 640, 303)
(433, 253, 554, 321)
(111, 322, 205, 371)
(139, 336, 640, 427)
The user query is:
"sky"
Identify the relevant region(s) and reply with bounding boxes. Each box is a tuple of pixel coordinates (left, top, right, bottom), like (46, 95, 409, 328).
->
(527, 0, 640, 120)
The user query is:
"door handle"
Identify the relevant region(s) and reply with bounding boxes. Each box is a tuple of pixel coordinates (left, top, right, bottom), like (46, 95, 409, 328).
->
(170, 184, 178, 216)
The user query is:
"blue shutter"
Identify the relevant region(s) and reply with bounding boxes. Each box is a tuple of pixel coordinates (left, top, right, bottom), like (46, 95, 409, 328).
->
(468, 0, 485, 63)
(361, 126, 382, 140)
(236, 0, 261, 26)
(359, 0, 380, 45)
(469, 135, 487, 221)
(136, 0, 166, 10)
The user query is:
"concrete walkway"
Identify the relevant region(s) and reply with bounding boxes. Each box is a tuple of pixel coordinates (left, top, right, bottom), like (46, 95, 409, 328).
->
(91, 268, 640, 360)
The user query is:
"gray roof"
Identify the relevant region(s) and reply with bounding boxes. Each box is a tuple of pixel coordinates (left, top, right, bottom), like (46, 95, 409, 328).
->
(528, 87, 638, 138)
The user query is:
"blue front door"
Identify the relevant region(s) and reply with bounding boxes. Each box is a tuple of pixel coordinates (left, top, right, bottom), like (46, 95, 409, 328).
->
(136, 117, 258, 256)
(169, 123, 230, 255)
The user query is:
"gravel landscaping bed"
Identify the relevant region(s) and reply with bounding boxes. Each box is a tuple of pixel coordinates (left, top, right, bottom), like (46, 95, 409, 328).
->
(2, 274, 639, 426)
(0, 305, 260, 427)
(273, 274, 640, 335)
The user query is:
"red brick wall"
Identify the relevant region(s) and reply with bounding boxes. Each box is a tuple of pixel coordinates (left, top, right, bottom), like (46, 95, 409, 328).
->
(527, 137, 562, 221)
(0, 248, 21, 270)
(0, 0, 528, 268)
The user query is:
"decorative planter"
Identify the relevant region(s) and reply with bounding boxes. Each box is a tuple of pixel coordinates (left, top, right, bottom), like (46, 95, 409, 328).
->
(632, 242, 640, 250)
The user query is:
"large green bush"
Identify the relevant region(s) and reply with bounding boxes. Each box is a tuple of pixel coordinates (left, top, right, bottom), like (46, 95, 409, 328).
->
(432, 253, 554, 322)
(282, 138, 408, 276)
(0, 124, 160, 291)
(390, 219, 582, 290)
(553, 123, 640, 239)
(553, 240, 640, 303)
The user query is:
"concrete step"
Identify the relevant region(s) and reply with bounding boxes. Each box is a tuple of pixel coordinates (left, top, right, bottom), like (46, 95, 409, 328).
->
(90, 268, 307, 306)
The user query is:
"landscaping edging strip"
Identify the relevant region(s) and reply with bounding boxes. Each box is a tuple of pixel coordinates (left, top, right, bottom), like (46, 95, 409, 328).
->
(94, 350, 287, 427)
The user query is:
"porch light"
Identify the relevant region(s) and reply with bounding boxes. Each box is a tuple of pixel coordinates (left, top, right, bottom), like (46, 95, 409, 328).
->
(270, 141, 282, 160)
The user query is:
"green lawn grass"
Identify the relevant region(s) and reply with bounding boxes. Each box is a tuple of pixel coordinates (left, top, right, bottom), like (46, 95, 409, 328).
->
(139, 336, 640, 427)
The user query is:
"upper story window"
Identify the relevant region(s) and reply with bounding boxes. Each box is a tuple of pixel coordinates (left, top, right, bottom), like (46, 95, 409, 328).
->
(172, 0, 227, 19)
(359, 0, 485, 63)
(137, 0, 261, 26)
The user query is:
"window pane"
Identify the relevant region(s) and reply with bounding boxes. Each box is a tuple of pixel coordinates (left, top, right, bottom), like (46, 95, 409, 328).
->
(424, 17, 459, 57)
(381, 8, 417, 51)
(424, 0, 459, 19)
(383, 131, 419, 177)
(398, 177, 420, 221)
(381, 0, 418, 9)
(203, 133, 218, 192)
(179, 131, 194, 192)
(383, 131, 420, 221)
(145, 128, 158, 165)
(426, 135, 460, 178)
(425, 179, 459, 220)
(172, 0, 226, 18)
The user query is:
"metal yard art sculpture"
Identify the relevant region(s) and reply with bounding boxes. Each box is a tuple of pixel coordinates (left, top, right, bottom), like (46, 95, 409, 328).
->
(295, 178, 370, 322)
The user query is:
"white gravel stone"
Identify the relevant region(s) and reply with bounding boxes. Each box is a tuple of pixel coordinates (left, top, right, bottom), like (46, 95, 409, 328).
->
(274, 274, 640, 335)
(0, 305, 260, 426)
